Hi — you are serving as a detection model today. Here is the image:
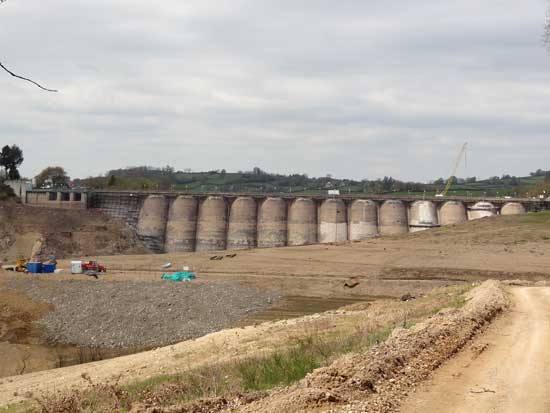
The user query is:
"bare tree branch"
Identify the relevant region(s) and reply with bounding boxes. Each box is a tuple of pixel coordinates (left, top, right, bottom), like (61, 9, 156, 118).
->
(0, 62, 58, 92)
(1, 0, 59, 92)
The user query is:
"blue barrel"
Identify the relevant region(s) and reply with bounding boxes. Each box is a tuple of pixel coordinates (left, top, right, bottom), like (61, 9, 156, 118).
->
(26, 262, 43, 274)
(42, 263, 56, 273)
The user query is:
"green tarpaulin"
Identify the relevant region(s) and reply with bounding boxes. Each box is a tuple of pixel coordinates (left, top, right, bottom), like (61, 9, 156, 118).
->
(161, 271, 197, 282)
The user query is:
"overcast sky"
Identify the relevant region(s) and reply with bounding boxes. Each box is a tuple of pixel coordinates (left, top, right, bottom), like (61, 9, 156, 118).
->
(2, 0, 550, 182)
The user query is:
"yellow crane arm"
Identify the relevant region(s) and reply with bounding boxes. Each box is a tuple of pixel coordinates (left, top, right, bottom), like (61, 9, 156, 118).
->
(441, 142, 468, 196)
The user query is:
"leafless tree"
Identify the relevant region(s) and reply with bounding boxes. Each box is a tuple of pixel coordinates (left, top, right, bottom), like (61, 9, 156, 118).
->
(0, 0, 58, 92)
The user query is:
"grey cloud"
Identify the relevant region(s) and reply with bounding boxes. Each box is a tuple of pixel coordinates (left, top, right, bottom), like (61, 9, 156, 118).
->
(1, 0, 549, 181)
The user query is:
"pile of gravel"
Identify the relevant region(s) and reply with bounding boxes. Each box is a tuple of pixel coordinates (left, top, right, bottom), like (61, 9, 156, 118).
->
(8, 279, 280, 348)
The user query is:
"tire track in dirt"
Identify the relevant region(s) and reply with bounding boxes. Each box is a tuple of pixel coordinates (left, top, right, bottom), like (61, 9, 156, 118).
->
(400, 286, 550, 413)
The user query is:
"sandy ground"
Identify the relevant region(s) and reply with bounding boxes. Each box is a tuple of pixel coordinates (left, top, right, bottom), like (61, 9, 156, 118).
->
(39, 213, 550, 301)
(399, 286, 550, 413)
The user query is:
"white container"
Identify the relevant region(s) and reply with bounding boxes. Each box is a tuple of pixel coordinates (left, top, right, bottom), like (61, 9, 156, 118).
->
(71, 261, 82, 274)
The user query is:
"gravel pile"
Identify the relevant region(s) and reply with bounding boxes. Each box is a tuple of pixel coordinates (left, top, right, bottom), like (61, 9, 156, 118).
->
(8, 279, 280, 348)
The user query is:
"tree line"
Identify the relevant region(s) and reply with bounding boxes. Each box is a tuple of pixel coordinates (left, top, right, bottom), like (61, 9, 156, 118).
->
(0, 144, 70, 188)
(2, 150, 549, 197)
(71, 165, 550, 197)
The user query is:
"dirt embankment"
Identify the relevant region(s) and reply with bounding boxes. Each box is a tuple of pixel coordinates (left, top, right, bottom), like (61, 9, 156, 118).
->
(0, 200, 148, 262)
(191, 280, 507, 413)
(0, 288, 57, 377)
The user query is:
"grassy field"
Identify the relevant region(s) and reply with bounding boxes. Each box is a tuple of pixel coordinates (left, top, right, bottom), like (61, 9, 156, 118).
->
(171, 175, 543, 197)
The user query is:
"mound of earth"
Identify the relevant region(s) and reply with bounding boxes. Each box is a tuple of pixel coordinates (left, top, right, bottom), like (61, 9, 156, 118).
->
(0, 200, 148, 262)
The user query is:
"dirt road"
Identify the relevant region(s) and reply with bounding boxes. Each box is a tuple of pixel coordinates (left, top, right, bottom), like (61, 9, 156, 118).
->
(400, 286, 550, 413)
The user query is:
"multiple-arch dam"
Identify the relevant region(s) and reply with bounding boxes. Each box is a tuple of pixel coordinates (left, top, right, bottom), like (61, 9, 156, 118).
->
(17, 188, 544, 254)
(54, 191, 543, 254)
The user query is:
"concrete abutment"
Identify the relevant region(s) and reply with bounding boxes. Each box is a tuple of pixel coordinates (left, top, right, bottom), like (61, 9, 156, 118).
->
(136, 195, 168, 253)
(196, 196, 228, 252)
(319, 199, 348, 243)
(409, 201, 439, 232)
(349, 199, 378, 240)
(379, 200, 409, 236)
(257, 197, 288, 248)
(439, 201, 468, 226)
(288, 198, 318, 246)
(227, 197, 258, 250)
(165, 196, 198, 253)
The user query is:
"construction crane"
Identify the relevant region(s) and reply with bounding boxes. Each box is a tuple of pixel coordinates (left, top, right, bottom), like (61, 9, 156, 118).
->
(436, 142, 468, 197)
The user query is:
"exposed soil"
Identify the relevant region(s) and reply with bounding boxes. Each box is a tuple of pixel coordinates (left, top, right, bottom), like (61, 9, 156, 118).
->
(235, 296, 376, 326)
(0, 288, 57, 377)
(400, 286, 550, 413)
(0, 200, 148, 262)
(4, 210, 548, 300)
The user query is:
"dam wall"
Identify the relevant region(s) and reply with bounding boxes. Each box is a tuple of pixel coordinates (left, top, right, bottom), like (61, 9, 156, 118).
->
(21, 190, 547, 253)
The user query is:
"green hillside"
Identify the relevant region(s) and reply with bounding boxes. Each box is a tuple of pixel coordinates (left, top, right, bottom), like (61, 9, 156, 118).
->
(73, 166, 550, 198)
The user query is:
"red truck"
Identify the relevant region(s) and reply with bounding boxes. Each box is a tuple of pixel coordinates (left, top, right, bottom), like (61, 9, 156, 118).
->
(82, 261, 107, 273)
